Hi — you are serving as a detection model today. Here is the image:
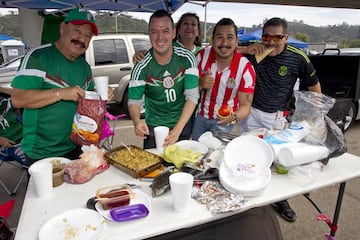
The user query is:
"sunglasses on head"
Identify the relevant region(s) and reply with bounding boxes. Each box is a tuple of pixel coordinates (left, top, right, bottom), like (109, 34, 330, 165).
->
(262, 34, 285, 42)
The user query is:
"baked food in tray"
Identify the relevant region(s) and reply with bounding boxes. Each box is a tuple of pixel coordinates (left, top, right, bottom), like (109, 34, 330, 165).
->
(104, 145, 163, 178)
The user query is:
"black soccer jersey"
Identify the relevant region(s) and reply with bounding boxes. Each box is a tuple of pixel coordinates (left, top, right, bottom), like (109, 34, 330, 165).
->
(246, 44, 319, 113)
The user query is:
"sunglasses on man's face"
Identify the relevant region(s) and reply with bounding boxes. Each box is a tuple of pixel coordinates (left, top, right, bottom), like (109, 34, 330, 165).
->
(261, 34, 285, 42)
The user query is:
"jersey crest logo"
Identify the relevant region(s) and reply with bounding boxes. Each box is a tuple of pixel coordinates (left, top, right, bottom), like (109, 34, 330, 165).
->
(226, 77, 236, 88)
(278, 66, 288, 77)
(147, 68, 184, 88)
(163, 76, 174, 89)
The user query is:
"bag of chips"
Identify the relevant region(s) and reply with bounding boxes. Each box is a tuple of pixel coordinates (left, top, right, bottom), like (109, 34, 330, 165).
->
(70, 92, 106, 146)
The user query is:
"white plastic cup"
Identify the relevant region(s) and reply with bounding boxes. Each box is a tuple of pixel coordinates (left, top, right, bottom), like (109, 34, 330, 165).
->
(169, 172, 194, 212)
(93, 76, 109, 100)
(154, 126, 169, 153)
(28, 162, 53, 198)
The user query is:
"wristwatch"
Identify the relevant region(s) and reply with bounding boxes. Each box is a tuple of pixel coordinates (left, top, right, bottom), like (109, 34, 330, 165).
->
(231, 112, 239, 123)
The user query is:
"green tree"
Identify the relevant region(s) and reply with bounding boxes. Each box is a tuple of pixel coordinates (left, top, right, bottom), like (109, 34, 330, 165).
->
(292, 32, 309, 42)
(0, 14, 22, 39)
(339, 39, 360, 48)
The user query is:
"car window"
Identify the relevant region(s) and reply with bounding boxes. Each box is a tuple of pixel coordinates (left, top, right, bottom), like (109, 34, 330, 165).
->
(114, 39, 129, 64)
(93, 39, 129, 65)
(132, 38, 151, 52)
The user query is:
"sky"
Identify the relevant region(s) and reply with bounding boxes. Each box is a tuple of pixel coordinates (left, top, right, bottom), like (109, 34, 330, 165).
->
(133, 2, 360, 28)
(1, 2, 359, 28)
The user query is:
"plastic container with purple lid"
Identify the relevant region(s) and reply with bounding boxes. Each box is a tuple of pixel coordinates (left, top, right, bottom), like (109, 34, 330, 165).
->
(110, 203, 149, 222)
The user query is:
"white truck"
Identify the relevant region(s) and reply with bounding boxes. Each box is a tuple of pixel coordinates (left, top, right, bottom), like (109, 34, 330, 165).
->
(0, 33, 151, 112)
(85, 33, 150, 108)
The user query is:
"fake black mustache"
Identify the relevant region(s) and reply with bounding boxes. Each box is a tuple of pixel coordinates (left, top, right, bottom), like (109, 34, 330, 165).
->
(71, 39, 86, 48)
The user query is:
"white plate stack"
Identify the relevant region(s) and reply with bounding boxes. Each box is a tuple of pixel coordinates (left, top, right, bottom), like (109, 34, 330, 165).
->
(219, 135, 274, 197)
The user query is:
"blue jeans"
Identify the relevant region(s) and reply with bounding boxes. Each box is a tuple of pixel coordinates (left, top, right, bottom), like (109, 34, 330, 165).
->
(192, 115, 234, 141)
(0, 143, 27, 165)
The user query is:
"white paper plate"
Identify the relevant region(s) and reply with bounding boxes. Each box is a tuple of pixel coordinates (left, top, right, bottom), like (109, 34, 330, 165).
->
(175, 140, 208, 155)
(219, 163, 271, 197)
(224, 135, 273, 178)
(38, 157, 72, 164)
(38, 208, 105, 240)
(95, 188, 151, 222)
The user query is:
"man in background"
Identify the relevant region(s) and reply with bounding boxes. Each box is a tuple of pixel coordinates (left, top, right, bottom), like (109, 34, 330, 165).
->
(239, 17, 321, 222)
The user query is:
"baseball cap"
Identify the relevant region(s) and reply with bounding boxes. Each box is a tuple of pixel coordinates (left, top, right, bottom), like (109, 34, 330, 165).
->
(64, 7, 98, 36)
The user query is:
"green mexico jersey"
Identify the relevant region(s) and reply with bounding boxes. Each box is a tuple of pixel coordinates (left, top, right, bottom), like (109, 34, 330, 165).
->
(175, 40, 202, 55)
(129, 44, 198, 128)
(11, 43, 94, 159)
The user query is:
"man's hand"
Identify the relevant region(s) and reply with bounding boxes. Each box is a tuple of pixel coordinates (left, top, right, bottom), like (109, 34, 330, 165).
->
(133, 50, 147, 64)
(107, 87, 114, 101)
(245, 43, 267, 55)
(200, 68, 214, 89)
(134, 120, 149, 139)
(217, 112, 236, 125)
(0, 137, 15, 148)
(58, 86, 85, 101)
(163, 128, 181, 146)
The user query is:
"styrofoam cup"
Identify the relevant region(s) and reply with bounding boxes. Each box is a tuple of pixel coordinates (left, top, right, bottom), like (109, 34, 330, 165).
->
(94, 76, 109, 100)
(154, 126, 169, 153)
(28, 162, 53, 198)
(278, 143, 330, 167)
(169, 172, 194, 212)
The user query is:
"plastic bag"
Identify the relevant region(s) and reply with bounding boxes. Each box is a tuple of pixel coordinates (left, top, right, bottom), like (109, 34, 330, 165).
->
(264, 121, 310, 144)
(288, 161, 324, 185)
(70, 92, 106, 146)
(292, 91, 336, 145)
(321, 115, 347, 165)
(64, 145, 109, 184)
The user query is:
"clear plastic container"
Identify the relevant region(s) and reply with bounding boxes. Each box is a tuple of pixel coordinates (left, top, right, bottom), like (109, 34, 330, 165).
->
(52, 163, 65, 187)
(96, 184, 134, 210)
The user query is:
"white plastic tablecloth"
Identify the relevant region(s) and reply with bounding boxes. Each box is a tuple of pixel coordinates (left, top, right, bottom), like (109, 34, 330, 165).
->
(14, 153, 360, 240)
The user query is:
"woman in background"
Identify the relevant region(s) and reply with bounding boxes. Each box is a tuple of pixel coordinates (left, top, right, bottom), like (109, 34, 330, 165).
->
(175, 13, 202, 54)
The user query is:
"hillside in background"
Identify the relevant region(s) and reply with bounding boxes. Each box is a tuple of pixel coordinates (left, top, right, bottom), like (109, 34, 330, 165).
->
(1, 13, 359, 47)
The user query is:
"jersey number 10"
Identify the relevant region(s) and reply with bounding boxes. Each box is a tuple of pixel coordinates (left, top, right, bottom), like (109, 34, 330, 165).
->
(165, 89, 176, 103)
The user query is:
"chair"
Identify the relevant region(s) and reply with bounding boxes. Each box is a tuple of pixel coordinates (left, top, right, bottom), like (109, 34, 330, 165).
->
(100, 111, 127, 151)
(0, 158, 27, 196)
(0, 199, 15, 240)
(0, 97, 27, 196)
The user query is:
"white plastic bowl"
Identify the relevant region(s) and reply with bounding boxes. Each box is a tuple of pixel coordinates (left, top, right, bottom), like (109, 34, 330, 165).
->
(223, 135, 274, 178)
(219, 162, 271, 197)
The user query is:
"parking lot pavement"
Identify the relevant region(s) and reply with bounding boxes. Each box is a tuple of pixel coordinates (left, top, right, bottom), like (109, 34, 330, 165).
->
(1, 120, 359, 239)
(279, 121, 360, 240)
